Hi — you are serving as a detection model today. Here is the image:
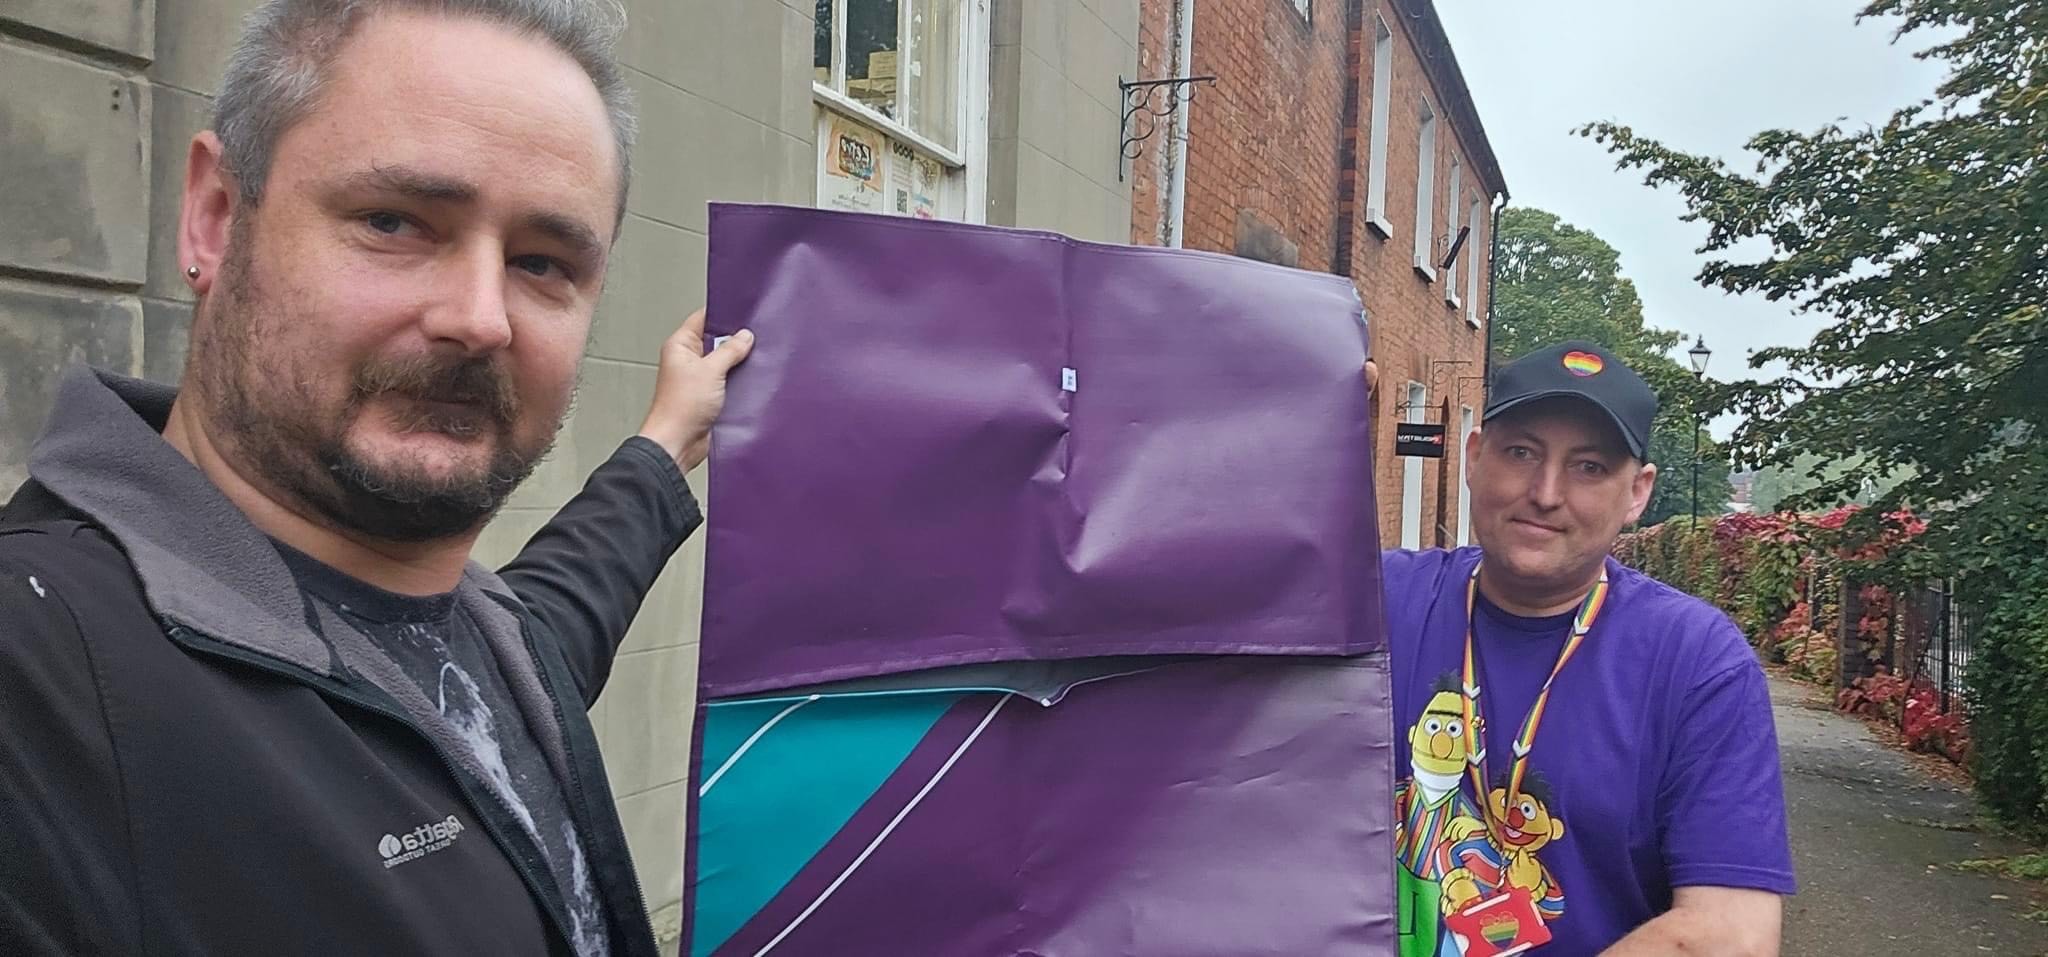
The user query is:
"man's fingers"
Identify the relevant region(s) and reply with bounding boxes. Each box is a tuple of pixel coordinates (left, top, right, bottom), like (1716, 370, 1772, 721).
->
(1363, 359, 1380, 396)
(677, 309, 709, 358)
(703, 328, 755, 374)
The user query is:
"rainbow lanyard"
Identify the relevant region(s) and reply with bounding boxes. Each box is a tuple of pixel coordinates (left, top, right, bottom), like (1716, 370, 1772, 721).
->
(1459, 562, 1610, 808)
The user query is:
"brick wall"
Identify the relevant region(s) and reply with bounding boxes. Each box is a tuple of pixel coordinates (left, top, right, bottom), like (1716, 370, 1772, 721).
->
(1351, 0, 1498, 550)
(1129, 0, 1170, 245)
(1130, 0, 1348, 270)
(1132, 0, 1504, 550)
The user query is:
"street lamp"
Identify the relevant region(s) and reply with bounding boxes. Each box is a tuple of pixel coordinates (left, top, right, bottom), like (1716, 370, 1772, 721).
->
(1688, 336, 1711, 525)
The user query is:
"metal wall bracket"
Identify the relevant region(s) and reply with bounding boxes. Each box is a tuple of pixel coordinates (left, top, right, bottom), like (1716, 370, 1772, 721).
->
(1394, 363, 1483, 419)
(1118, 74, 1216, 182)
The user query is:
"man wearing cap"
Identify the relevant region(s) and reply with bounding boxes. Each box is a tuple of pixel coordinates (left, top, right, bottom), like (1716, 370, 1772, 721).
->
(1381, 342, 1793, 956)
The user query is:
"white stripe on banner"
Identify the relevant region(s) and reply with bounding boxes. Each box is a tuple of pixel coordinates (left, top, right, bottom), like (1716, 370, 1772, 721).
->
(753, 693, 1013, 956)
(699, 695, 821, 798)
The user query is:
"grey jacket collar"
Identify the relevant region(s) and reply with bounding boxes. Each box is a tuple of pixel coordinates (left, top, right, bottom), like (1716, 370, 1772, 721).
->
(26, 365, 514, 679)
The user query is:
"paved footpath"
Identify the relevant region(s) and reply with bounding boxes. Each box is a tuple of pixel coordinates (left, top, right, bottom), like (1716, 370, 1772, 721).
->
(1774, 676, 2048, 955)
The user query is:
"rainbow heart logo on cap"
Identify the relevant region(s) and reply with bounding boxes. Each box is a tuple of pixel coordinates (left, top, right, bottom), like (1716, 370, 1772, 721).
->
(1562, 351, 1604, 377)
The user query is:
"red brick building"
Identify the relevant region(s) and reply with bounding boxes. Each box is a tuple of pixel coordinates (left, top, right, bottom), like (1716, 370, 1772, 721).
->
(1129, 0, 1507, 550)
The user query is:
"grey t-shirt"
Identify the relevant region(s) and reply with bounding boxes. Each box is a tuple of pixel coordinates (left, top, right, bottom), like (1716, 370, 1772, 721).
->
(277, 545, 610, 957)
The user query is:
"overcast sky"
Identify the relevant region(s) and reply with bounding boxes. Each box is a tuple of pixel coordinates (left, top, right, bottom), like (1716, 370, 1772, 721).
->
(1432, 0, 1953, 436)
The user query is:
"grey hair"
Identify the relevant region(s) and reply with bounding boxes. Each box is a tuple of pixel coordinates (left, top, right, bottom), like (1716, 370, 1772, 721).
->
(212, 0, 636, 221)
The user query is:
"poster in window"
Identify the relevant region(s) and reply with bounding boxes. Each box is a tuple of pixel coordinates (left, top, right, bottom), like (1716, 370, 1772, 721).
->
(821, 117, 885, 214)
(889, 141, 915, 217)
(886, 141, 942, 220)
(909, 151, 941, 220)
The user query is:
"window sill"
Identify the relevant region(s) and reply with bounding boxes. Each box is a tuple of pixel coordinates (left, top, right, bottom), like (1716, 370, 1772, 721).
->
(1366, 214, 1394, 239)
(813, 84, 967, 168)
(1412, 261, 1437, 282)
(1465, 313, 1482, 330)
(1445, 294, 1461, 311)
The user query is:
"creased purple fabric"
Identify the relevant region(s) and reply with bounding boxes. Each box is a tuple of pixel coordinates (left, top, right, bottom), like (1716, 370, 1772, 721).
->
(701, 204, 1380, 697)
(709, 657, 1396, 957)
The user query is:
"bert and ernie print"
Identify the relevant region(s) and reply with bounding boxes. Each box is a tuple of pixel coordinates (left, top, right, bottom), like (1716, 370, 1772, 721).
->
(1395, 676, 1567, 957)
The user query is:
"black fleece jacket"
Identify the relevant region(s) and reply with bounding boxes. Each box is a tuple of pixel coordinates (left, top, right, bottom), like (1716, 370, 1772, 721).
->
(0, 367, 701, 956)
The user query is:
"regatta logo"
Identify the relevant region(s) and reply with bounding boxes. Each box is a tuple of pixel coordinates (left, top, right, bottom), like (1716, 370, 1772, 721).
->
(378, 815, 464, 869)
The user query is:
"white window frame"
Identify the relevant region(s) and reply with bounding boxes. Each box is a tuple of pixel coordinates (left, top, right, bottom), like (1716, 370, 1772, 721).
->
(1444, 157, 1462, 308)
(1401, 382, 1427, 550)
(1411, 98, 1437, 280)
(1465, 197, 1485, 327)
(813, 0, 990, 223)
(1291, 0, 1311, 21)
(1456, 405, 1475, 545)
(1364, 17, 1393, 237)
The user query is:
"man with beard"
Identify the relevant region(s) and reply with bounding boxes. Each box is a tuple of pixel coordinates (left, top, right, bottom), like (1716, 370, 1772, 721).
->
(0, 2, 750, 955)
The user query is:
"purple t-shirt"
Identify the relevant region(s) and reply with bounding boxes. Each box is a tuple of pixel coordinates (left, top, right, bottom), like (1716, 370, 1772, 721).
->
(1385, 547, 1794, 956)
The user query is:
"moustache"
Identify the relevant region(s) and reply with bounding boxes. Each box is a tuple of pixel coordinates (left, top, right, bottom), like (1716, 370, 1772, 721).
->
(351, 355, 521, 432)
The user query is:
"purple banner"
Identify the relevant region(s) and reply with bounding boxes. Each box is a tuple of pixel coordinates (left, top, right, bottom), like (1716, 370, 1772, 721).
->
(688, 206, 1393, 956)
(701, 205, 1381, 698)
(695, 658, 1396, 956)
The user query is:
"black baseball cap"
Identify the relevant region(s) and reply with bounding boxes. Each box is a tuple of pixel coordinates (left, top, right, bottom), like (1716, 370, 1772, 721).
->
(1483, 341, 1659, 461)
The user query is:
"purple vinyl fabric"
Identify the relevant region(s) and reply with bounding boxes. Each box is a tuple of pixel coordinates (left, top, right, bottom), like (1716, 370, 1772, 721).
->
(690, 206, 1393, 956)
(707, 657, 1396, 956)
(701, 204, 1381, 697)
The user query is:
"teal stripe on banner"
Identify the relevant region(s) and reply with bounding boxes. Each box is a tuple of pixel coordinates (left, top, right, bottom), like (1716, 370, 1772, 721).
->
(692, 692, 967, 957)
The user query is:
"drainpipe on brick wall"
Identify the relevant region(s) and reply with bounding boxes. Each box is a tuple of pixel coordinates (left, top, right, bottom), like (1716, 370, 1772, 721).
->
(1165, 0, 1195, 247)
(1481, 190, 1507, 393)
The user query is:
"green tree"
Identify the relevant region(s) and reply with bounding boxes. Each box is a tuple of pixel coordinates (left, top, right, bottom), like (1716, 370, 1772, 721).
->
(1492, 208, 1680, 363)
(1491, 207, 1733, 524)
(1750, 453, 1918, 512)
(1584, 0, 2048, 832)
(1641, 423, 1735, 526)
(1748, 457, 1820, 513)
(1582, 0, 2045, 529)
